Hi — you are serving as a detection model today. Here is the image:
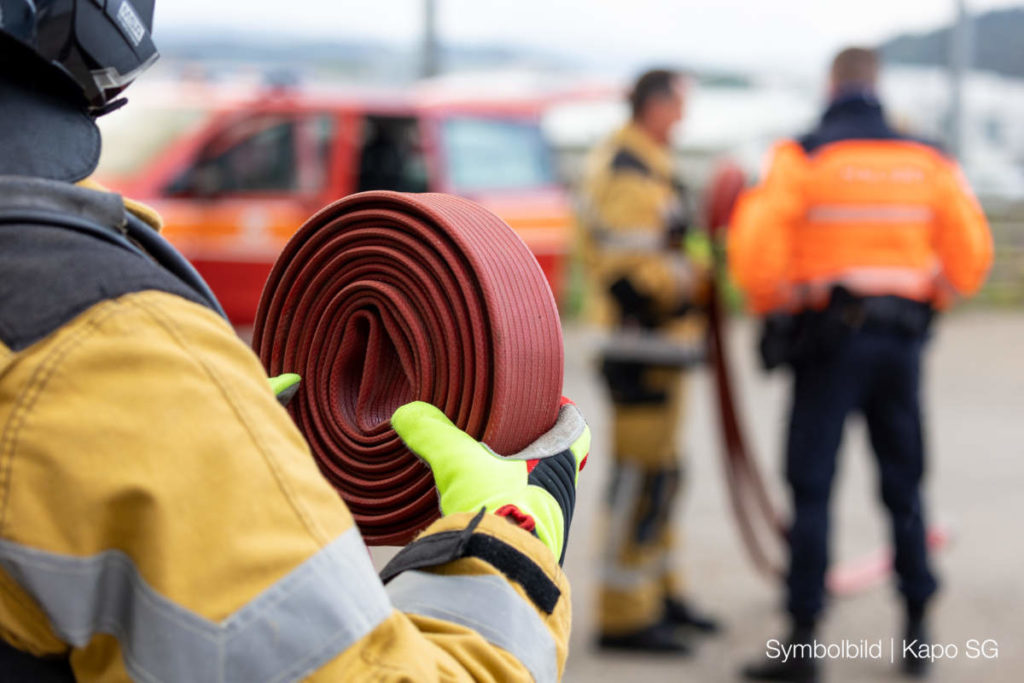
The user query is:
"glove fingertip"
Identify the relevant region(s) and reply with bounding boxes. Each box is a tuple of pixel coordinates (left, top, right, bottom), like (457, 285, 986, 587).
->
(268, 372, 301, 396)
(391, 401, 449, 432)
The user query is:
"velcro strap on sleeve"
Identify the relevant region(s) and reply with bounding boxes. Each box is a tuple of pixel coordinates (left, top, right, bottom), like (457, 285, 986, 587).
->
(380, 508, 562, 614)
(379, 508, 486, 584)
(462, 534, 561, 614)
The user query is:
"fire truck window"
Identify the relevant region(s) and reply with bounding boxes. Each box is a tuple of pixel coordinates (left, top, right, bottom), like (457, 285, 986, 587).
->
(297, 114, 336, 193)
(212, 118, 296, 192)
(441, 117, 555, 193)
(357, 116, 428, 193)
(173, 116, 298, 196)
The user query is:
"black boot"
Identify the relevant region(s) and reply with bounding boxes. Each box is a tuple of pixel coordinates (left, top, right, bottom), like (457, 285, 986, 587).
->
(664, 597, 721, 634)
(901, 601, 930, 679)
(597, 618, 693, 655)
(742, 621, 820, 683)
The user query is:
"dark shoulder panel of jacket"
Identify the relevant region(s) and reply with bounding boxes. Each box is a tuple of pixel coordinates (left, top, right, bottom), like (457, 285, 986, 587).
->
(0, 177, 209, 352)
(610, 148, 652, 176)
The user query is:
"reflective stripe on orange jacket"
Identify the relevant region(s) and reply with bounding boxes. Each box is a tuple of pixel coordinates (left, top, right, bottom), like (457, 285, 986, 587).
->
(729, 136, 993, 314)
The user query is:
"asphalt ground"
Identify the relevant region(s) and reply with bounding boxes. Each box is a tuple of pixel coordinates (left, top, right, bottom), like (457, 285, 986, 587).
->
(554, 311, 1024, 683)
(349, 311, 1021, 681)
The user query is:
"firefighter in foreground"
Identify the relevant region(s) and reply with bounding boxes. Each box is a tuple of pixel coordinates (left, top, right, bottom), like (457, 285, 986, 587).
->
(730, 47, 992, 681)
(0, 2, 589, 680)
(577, 69, 718, 654)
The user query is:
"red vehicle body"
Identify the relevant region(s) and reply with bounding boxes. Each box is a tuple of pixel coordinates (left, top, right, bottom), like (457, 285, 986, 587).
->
(97, 82, 572, 324)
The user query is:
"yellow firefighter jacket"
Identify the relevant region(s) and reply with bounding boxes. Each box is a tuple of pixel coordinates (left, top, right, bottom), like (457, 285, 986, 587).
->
(577, 122, 696, 330)
(0, 178, 570, 682)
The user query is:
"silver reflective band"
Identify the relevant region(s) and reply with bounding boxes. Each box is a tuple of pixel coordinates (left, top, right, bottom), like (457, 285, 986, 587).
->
(806, 204, 934, 223)
(90, 51, 160, 91)
(387, 570, 558, 683)
(600, 330, 705, 368)
(600, 553, 671, 590)
(591, 227, 664, 252)
(799, 266, 939, 301)
(604, 462, 643, 557)
(0, 527, 391, 683)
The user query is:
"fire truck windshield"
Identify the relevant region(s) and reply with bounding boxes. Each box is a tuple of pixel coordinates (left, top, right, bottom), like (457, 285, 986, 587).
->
(441, 116, 556, 193)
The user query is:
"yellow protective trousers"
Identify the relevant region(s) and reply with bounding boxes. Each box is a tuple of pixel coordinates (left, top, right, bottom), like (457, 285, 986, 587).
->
(598, 365, 688, 634)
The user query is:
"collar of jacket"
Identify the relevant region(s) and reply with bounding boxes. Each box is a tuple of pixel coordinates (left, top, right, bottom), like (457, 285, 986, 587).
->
(0, 59, 101, 183)
(614, 122, 674, 179)
(821, 90, 886, 126)
(77, 177, 164, 232)
(0, 176, 127, 230)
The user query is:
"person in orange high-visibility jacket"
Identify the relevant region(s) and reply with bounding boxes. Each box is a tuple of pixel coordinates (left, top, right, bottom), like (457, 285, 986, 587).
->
(730, 136, 991, 317)
(733, 47, 992, 683)
(0, 3, 589, 681)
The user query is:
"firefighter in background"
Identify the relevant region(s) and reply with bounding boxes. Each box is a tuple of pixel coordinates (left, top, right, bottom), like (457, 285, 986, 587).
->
(0, 1, 589, 680)
(731, 48, 992, 682)
(578, 69, 719, 654)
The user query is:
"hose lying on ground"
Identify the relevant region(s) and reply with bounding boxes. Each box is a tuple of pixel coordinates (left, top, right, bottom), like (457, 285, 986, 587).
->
(253, 191, 564, 545)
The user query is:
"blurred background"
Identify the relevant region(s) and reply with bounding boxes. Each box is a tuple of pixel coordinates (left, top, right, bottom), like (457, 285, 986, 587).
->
(95, 1, 1023, 680)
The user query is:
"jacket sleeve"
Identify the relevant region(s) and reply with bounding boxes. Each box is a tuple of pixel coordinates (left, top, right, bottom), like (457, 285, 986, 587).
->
(931, 159, 994, 298)
(727, 141, 807, 314)
(0, 291, 569, 682)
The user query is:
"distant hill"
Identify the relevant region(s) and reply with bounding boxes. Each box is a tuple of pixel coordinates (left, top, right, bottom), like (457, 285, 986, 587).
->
(153, 30, 752, 86)
(881, 6, 1024, 79)
(153, 31, 579, 82)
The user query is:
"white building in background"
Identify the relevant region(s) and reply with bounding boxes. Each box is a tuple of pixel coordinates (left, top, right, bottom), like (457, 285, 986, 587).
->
(543, 66, 1024, 199)
(882, 67, 1024, 198)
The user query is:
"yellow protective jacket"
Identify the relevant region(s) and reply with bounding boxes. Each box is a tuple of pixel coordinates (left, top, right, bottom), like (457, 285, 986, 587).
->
(729, 135, 993, 314)
(0, 178, 570, 682)
(576, 123, 695, 328)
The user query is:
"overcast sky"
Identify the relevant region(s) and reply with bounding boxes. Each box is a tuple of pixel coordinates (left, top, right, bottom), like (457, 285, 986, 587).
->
(154, 0, 1022, 75)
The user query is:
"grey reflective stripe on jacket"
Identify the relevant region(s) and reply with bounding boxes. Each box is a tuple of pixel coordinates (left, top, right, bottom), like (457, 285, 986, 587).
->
(0, 527, 391, 683)
(387, 570, 558, 683)
(806, 203, 934, 223)
(590, 227, 665, 253)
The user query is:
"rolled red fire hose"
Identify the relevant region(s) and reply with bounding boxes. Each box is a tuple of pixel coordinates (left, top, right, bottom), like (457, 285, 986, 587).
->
(253, 191, 563, 545)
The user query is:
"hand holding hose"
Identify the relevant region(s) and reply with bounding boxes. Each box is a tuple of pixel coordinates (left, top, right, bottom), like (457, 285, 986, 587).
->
(392, 399, 590, 564)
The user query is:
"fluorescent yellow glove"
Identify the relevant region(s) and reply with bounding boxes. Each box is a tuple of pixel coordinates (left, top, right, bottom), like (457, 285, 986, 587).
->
(268, 373, 301, 407)
(392, 399, 590, 563)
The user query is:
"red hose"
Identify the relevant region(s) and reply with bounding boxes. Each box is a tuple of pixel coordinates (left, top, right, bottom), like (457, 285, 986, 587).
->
(704, 162, 787, 577)
(253, 191, 563, 545)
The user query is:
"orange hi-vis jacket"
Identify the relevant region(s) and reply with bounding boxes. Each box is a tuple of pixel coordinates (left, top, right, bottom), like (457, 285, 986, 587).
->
(729, 105, 993, 314)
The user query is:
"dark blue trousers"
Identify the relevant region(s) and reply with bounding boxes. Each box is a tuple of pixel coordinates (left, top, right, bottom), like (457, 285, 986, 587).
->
(785, 329, 938, 621)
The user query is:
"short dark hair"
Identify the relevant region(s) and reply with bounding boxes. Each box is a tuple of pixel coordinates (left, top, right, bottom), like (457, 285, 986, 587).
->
(629, 69, 681, 119)
(831, 47, 879, 89)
